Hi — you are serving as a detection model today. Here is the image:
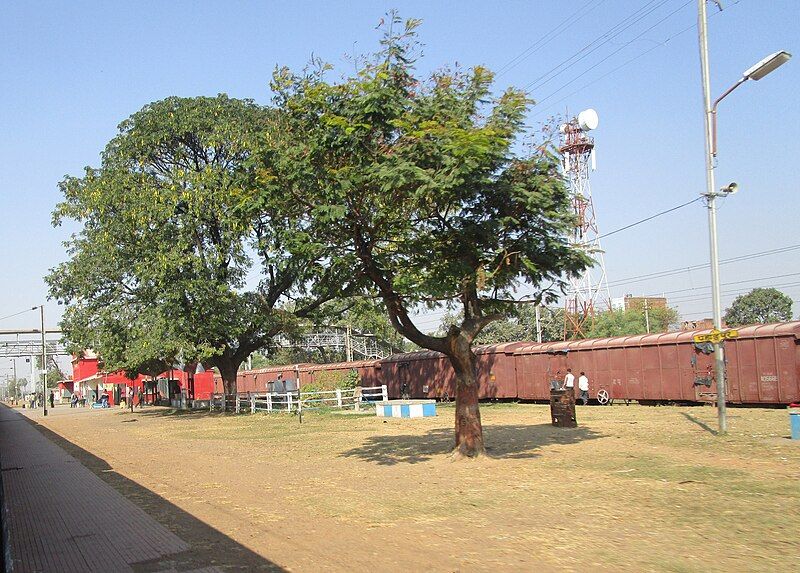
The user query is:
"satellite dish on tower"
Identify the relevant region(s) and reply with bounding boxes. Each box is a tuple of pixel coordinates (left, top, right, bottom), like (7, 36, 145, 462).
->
(577, 108, 599, 131)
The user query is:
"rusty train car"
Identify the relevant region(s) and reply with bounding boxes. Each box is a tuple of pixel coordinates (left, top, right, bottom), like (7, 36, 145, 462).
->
(221, 322, 800, 406)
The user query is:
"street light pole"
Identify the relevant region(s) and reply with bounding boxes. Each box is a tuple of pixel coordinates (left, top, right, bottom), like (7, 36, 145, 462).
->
(41, 305, 48, 416)
(697, 0, 726, 434)
(698, 0, 791, 435)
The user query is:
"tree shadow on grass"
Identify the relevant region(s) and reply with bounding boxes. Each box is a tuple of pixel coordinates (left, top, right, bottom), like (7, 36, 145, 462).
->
(20, 412, 285, 572)
(340, 423, 604, 465)
(126, 407, 227, 419)
(680, 412, 718, 436)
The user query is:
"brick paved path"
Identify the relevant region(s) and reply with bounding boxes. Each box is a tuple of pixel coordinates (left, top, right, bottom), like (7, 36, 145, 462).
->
(0, 404, 220, 572)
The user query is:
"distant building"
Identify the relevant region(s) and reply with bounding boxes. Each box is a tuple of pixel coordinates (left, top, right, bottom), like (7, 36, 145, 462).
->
(610, 294, 667, 311)
(681, 318, 726, 331)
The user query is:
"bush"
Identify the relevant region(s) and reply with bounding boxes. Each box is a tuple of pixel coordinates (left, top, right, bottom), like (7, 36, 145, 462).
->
(302, 369, 361, 393)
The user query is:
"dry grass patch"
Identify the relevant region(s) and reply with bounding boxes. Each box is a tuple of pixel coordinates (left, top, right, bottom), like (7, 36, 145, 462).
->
(34, 402, 800, 572)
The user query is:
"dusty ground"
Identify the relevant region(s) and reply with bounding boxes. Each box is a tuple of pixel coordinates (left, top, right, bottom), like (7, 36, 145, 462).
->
(21, 401, 800, 572)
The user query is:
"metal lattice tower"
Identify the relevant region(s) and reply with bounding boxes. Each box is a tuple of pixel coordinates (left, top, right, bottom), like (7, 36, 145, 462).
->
(559, 109, 610, 338)
(270, 327, 397, 360)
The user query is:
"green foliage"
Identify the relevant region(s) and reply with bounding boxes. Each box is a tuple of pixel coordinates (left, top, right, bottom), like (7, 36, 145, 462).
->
(439, 306, 565, 344)
(586, 307, 680, 339)
(7, 378, 26, 399)
(260, 16, 590, 362)
(47, 95, 348, 389)
(303, 369, 360, 393)
(723, 288, 793, 327)
(46, 366, 66, 384)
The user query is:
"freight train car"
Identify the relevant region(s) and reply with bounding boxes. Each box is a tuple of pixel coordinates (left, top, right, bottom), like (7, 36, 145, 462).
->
(381, 342, 527, 400)
(223, 321, 800, 406)
(214, 360, 381, 395)
(512, 322, 800, 405)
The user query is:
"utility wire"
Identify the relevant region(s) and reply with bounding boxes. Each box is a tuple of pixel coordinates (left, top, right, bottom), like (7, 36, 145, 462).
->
(529, 0, 741, 120)
(531, 21, 695, 119)
(531, 0, 693, 105)
(0, 307, 37, 323)
(496, 0, 606, 77)
(607, 244, 800, 288)
(598, 196, 701, 240)
(645, 271, 800, 298)
(523, 0, 673, 92)
(670, 281, 800, 304)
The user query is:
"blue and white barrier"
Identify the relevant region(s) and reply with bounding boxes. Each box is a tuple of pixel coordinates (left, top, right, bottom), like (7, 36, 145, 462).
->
(375, 399, 437, 418)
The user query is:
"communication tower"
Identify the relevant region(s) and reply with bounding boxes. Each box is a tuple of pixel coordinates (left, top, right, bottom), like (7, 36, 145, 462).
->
(559, 108, 610, 338)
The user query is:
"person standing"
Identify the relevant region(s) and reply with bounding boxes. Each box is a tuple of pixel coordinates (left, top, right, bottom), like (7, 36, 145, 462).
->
(562, 368, 575, 394)
(49, 391, 55, 409)
(578, 372, 590, 405)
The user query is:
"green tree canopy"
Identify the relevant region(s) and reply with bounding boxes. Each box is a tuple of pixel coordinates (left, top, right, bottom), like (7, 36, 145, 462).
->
(439, 306, 565, 345)
(723, 288, 793, 327)
(48, 95, 350, 396)
(260, 16, 589, 456)
(586, 306, 680, 339)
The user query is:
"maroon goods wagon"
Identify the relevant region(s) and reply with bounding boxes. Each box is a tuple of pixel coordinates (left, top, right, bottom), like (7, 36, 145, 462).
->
(380, 342, 524, 400)
(513, 322, 800, 405)
(381, 351, 454, 400)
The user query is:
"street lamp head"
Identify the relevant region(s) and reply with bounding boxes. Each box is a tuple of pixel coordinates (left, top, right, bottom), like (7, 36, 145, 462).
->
(743, 51, 792, 81)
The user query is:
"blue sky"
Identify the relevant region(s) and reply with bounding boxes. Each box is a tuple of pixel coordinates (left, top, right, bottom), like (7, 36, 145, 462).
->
(1, 0, 798, 344)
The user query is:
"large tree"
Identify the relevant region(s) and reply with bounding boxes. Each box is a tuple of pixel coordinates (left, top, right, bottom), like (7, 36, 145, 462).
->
(48, 95, 350, 397)
(723, 288, 793, 327)
(261, 17, 589, 457)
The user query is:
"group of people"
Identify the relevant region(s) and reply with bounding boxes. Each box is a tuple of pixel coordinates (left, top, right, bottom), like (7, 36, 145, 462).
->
(562, 368, 590, 405)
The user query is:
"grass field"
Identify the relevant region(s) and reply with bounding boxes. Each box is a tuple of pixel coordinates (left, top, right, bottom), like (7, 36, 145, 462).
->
(30, 402, 800, 572)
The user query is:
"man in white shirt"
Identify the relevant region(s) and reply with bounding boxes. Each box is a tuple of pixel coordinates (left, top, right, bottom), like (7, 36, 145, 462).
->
(578, 372, 589, 405)
(563, 369, 575, 393)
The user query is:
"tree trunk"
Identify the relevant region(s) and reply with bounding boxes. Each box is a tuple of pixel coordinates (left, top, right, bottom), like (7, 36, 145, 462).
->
(447, 345, 485, 458)
(216, 360, 239, 412)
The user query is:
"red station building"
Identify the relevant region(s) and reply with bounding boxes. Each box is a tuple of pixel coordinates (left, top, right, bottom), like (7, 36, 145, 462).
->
(69, 351, 215, 407)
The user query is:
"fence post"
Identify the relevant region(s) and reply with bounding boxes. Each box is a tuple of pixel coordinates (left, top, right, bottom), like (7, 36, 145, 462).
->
(382, 384, 388, 402)
(209, 395, 213, 412)
(267, 392, 273, 412)
(297, 391, 302, 414)
(250, 394, 256, 414)
(336, 388, 342, 409)
(235, 394, 241, 414)
(287, 392, 293, 412)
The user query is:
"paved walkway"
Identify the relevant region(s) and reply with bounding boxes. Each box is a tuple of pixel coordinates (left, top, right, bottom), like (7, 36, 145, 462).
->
(0, 404, 218, 572)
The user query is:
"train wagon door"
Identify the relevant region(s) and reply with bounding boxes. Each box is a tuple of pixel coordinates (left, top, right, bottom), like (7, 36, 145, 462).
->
(398, 362, 411, 399)
(546, 351, 569, 390)
(690, 344, 719, 403)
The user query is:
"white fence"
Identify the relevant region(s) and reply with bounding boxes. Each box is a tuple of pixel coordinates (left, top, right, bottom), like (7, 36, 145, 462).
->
(209, 385, 388, 414)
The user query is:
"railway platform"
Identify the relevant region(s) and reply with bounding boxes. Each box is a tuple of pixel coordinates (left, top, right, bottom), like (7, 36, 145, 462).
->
(0, 403, 219, 572)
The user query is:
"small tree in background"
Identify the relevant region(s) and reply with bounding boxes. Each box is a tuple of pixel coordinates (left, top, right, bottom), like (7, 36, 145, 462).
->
(439, 306, 565, 344)
(724, 288, 793, 327)
(586, 306, 680, 339)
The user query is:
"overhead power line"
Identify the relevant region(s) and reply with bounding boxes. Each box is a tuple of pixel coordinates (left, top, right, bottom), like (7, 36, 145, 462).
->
(495, 0, 606, 78)
(531, 0, 693, 105)
(0, 307, 37, 323)
(607, 243, 800, 288)
(529, 0, 742, 121)
(645, 271, 800, 298)
(598, 196, 701, 240)
(670, 281, 800, 305)
(523, 0, 674, 92)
